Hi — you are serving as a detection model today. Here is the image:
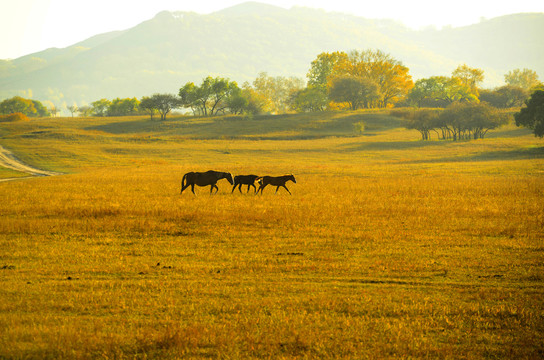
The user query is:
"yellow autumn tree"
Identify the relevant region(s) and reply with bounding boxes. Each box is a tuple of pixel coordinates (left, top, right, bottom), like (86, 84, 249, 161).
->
(330, 49, 413, 108)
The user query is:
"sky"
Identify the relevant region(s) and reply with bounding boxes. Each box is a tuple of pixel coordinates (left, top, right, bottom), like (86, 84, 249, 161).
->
(1, 0, 543, 59)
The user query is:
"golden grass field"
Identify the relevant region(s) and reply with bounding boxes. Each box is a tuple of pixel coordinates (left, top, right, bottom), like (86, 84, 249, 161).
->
(0, 112, 543, 359)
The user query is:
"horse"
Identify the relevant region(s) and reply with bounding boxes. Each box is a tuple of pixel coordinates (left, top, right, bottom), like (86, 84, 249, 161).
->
(256, 174, 297, 195)
(232, 174, 260, 193)
(180, 170, 234, 194)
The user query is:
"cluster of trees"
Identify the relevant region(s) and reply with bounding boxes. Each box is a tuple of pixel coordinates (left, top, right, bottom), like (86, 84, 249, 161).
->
(393, 103, 510, 141)
(0, 96, 50, 117)
(1, 48, 543, 138)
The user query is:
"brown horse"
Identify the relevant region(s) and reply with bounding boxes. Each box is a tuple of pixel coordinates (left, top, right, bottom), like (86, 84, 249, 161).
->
(256, 174, 296, 195)
(181, 170, 234, 194)
(232, 174, 260, 193)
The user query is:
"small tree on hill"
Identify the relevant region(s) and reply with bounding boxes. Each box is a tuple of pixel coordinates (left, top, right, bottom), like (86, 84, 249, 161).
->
(152, 94, 181, 120)
(515, 90, 544, 138)
(140, 96, 157, 120)
(67, 104, 78, 118)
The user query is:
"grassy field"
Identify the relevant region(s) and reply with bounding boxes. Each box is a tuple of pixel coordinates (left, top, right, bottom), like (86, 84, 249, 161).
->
(0, 111, 543, 359)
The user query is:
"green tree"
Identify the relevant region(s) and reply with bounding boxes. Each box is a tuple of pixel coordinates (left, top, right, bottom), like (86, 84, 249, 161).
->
(328, 75, 379, 110)
(151, 94, 181, 120)
(395, 109, 441, 140)
(140, 96, 157, 120)
(514, 90, 544, 137)
(179, 82, 205, 115)
(107, 98, 139, 116)
(479, 85, 528, 108)
(179, 76, 240, 116)
(31, 100, 51, 117)
(91, 99, 112, 117)
(225, 90, 248, 115)
(0, 96, 37, 116)
(307, 51, 348, 90)
(505, 69, 543, 92)
(291, 87, 328, 112)
(440, 102, 507, 140)
(77, 105, 92, 117)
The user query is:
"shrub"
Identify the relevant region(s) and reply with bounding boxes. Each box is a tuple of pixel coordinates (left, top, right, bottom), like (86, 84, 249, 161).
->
(0, 112, 30, 122)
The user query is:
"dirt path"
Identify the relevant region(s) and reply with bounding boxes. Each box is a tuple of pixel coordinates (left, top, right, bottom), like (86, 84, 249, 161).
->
(0, 145, 62, 182)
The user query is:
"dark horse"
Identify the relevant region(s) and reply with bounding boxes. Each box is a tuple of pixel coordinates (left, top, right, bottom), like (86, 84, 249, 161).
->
(232, 174, 260, 193)
(181, 170, 234, 194)
(256, 174, 297, 195)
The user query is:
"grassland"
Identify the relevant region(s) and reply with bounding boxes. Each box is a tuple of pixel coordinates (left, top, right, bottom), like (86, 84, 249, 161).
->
(0, 111, 543, 359)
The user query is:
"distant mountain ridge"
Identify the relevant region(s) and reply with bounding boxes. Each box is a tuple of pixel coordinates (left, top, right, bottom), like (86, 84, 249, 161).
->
(1, 2, 542, 107)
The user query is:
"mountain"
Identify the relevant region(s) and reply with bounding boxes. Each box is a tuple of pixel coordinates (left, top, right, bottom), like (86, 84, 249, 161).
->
(1, 2, 543, 107)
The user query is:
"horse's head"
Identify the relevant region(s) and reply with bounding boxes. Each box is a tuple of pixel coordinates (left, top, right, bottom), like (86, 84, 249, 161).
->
(225, 172, 234, 185)
(289, 174, 296, 183)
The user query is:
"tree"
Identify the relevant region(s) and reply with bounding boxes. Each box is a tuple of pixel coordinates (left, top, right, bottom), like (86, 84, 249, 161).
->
(140, 96, 157, 120)
(78, 105, 92, 117)
(439, 102, 507, 140)
(66, 104, 78, 118)
(91, 99, 111, 117)
(179, 76, 241, 116)
(49, 104, 60, 117)
(336, 49, 413, 108)
(151, 94, 181, 120)
(515, 90, 544, 137)
(307, 51, 348, 90)
(452, 64, 484, 93)
(252, 72, 305, 113)
(328, 75, 379, 110)
(0, 96, 37, 116)
(395, 109, 441, 140)
(291, 87, 328, 112)
(31, 100, 51, 117)
(479, 85, 528, 108)
(240, 83, 268, 115)
(225, 90, 248, 115)
(409, 76, 478, 107)
(107, 98, 139, 116)
(179, 82, 205, 115)
(505, 69, 543, 92)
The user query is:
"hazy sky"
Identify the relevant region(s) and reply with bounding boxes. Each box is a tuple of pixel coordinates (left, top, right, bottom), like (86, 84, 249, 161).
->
(1, 0, 543, 59)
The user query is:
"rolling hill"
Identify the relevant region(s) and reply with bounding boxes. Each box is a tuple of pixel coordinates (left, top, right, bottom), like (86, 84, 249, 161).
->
(1, 2, 542, 108)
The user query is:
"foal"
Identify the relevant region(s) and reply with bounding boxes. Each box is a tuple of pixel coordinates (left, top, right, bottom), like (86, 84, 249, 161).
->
(256, 174, 297, 195)
(232, 174, 260, 193)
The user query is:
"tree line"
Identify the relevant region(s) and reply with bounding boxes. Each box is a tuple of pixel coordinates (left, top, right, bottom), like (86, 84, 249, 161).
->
(1, 49, 542, 137)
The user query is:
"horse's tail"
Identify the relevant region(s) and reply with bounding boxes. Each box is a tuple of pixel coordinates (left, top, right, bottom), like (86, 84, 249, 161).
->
(181, 173, 188, 193)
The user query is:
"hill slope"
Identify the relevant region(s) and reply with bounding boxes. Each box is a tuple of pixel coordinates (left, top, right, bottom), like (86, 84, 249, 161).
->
(0, 2, 542, 107)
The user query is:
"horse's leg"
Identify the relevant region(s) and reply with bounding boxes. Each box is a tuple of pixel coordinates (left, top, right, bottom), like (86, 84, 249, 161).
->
(211, 184, 218, 194)
(190, 184, 195, 194)
(250, 183, 257, 193)
(282, 185, 292, 195)
(238, 184, 243, 194)
(257, 184, 266, 194)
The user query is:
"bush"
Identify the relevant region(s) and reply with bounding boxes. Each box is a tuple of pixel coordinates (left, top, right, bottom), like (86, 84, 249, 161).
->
(0, 112, 30, 122)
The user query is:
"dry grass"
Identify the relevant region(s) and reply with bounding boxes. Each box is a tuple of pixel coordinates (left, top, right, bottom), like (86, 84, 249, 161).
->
(0, 113, 543, 358)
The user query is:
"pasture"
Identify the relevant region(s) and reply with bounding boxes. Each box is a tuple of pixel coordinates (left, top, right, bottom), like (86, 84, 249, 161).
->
(0, 112, 543, 359)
